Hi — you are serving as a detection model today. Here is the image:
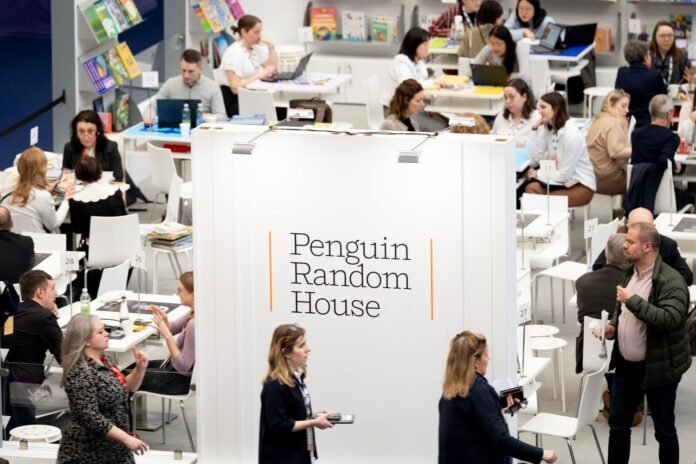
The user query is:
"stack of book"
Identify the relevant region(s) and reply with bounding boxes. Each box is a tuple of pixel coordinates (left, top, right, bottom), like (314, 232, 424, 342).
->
(148, 223, 193, 250)
(82, 42, 141, 94)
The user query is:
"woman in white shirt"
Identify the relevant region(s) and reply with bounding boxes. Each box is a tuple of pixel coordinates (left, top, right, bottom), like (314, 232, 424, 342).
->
(217, 15, 278, 117)
(504, 0, 555, 41)
(524, 92, 596, 207)
(491, 78, 538, 147)
(0, 147, 73, 233)
(383, 27, 446, 131)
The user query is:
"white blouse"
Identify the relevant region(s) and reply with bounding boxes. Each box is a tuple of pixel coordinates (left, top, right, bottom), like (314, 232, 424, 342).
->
(1, 186, 69, 233)
(491, 112, 540, 148)
(215, 41, 270, 86)
(678, 99, 695, 144)
(381, 54, 434, 107)
(526, 122, 597, 191)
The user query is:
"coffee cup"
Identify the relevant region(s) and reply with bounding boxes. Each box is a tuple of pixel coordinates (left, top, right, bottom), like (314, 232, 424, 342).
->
(668, 84, 679, 99)
(179, 122, 191, 137)
(122, 320, 133, 336)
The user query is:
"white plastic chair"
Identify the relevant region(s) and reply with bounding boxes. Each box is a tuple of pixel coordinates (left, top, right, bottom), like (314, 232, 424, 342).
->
(238, 88, 277, 123)
(147, 143, 177, 205)
(520, 193, 570, 270)
(519, 363, 608, 464)
(589, 218, 619, 265)
(583, 87, 613, 118)
(22, 232, 66, 252)
(130, 367, 196, 452)
(97, 259, 131, 297)
(579, 316, 614, 406)
(364, 75, 385, 130)
(85, 214, 141, 288)
(626, 160, 694, 215)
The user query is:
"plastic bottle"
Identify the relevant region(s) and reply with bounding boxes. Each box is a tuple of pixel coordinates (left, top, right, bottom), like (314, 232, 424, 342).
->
(119, 296, 129, 323)
(80, 288, 91, 314)
(181, 103, 191, 124)
(196, 105, 203, 126)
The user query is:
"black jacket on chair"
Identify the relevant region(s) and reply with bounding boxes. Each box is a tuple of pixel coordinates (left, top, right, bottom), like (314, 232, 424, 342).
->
(0, 230, 34, 283)
(614, 63, 666, 129)
(623, 162, 662, 216)
(438, 374, 543, 464)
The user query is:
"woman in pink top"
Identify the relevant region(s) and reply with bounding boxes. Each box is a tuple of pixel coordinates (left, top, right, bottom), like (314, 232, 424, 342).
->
(131, 272, 195, 395)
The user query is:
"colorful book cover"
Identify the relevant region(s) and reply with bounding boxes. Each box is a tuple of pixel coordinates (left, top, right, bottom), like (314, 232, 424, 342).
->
(670, 13, 692, 40)
(211, 0, 234, 28)
(102, 0, 129, 32)
(225, 0, 245, 20)
(82, 3, 109, 43)
(117, 0, 143, 26)
(113, 88, 130, 132)
(341, 11, 366, 41)
(191, 1, 213, 33)
(115, 42, 141, 78)
(83, 55, 117, 95)
(199, 0, 225, 33)
(93, 1, 119, 40)
(310, 7, 337, 41)
(102, 47, 129, 85)
(370, 18, 390, 43)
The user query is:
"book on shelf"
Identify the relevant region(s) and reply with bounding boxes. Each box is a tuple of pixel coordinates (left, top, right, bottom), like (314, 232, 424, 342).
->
(97, 112, 113, 133)
(670, 13, 692, 41)
(83, 55, 117, 95)
(101, 0, 130, 32)
(419, 14, 440, 31)
(113, 88, 130, 132)
(210, 0, 234, 27)
(310, 7, 337, 41)
(191, 0, 213, 33)
(102, 47, 129, 85)
(115, 42, 141, 79)
(117, 0, 142, 26)
(225, 0, 245, 20)
(199, 0, 226, 33)
(82, 1, 118, 43)
(370, 16, 399, 43)
(341, 11, 366, 41)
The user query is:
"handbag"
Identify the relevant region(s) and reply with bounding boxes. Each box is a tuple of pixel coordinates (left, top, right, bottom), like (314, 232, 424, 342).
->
(289, 98, 333, 123)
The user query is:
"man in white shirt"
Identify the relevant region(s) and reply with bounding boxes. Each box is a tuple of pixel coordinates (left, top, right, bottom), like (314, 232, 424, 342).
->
(144, 49, 227, 123)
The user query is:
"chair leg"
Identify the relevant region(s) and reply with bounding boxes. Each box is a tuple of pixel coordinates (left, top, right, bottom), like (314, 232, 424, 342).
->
(550, 277, 555, 323)
(589, 424, 606, 464)
(561, 279, 566, 324)
(167, 399, 172, 424)
(152, 250, 159, 294)
(560, 346, 566, 412)
(566, 439, 577, 464)
(167, 253, 179, 278)
(533, 275, 540, 324)
(161, 397, 166, 444)
(180, 400, 196, 452)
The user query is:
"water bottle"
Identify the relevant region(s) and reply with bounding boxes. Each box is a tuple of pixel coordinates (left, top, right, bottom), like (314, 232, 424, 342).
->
(119, 296, 129, 323)
(181, 103, 191, 124)
(196, 105, 203, 126)
(80, 288, 91, 314)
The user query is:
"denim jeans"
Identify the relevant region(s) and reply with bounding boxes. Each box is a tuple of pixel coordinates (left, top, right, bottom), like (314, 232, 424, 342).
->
(608, 354, 680, 464)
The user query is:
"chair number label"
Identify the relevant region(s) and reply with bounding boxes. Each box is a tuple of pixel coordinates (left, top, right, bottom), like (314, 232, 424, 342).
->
(131, 252, 147, 271)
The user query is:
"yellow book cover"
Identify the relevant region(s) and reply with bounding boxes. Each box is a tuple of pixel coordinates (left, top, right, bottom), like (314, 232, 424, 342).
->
(115, 42, 141, 79)
(429, 37, 447, 49)
(473, 86, 504, 95)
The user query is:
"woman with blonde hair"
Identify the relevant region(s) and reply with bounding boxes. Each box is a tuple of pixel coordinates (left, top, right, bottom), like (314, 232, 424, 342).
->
(57, 314, 149, 463)
(586, 89, 632, 195)
(439, 331, 558, 463)
(0, 147, 74, 233)
(259, 324, 334, 464)
(450, 113, 491, 134)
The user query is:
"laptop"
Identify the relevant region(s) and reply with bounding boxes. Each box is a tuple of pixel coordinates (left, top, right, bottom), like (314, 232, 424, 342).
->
(156, 99, 201, 129)
(562, 23, 598, 48)
(531, 23, 564, 54)
(470, 64, 508, 87)
(262, 52, 313, 82)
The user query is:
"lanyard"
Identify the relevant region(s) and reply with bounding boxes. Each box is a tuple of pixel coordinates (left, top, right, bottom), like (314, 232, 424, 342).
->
(550, 131, 559, 164)
(294, 372, 315, 454)
(101, 354, 129, 394)
(507, 117, 526, 136)
(658, 55, 674, 86)
(463, 11, 475, 29)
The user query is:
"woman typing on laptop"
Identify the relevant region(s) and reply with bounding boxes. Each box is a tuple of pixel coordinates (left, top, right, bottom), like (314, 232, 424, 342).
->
(472, 26, 530, 84)
(216, 14, 278, 117)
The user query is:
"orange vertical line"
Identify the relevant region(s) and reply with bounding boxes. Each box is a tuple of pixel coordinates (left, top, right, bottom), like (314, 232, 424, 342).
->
(268, 231, 273, 312)
(430, 239, 434, 321)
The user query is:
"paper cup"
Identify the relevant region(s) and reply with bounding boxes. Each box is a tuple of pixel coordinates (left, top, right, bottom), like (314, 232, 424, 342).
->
(122, 321, 133, 336)
(668, 84, 679, 99)
(179, 122, 191, 136)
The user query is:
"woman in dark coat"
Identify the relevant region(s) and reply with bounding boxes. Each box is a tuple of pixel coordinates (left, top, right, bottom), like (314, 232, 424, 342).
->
(438, 331, 558, 464)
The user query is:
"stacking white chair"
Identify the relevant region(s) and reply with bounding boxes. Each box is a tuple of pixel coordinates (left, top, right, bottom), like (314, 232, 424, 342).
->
(85, 214, 141, 289)
(579, 316, 614, 411)
(147, 143, 178, 206)
(97, 259, 131, 297)
(238, 88, 277, 123)
(519, 363, 608, 464)
(589, 218, 620, 265)
(626, 160, 694, 215)
(364, 75, 385, 130)
(22, 232, 66, 252)
(130, 367, 196, 452)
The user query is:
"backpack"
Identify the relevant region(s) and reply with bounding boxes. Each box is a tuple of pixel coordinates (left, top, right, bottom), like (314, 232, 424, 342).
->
(289, 98, 333, 123)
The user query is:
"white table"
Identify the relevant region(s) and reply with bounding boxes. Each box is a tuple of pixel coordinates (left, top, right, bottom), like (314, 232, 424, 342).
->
(423, 86, 504, 116)
(32, 251, 86, 297)
(654, 212, 696, 258)
(516, 211, 569, 239)
(248, 72, 351, 107)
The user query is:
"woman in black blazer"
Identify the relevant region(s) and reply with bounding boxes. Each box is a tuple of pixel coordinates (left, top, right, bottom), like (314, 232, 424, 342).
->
(614, 40, 667, 128)
(438, 331, 558, 464)
(62, 110, 124, 181)
(259, 324, 333, 464)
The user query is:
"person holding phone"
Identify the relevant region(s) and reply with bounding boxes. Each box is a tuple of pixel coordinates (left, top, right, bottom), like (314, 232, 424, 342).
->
(57, 314, 149, 463)
(259, 324, 333, 464)
(438, 331, 558, 463)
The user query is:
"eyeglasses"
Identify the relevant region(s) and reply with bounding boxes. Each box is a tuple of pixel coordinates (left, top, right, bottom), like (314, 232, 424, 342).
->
(77, 129, 96, 136)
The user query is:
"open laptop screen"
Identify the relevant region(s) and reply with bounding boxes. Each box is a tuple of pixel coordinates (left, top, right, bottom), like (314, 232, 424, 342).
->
(539, 23, 563, 50)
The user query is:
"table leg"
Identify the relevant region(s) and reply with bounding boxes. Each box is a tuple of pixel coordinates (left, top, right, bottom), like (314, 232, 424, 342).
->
(560, 346, 566, 412)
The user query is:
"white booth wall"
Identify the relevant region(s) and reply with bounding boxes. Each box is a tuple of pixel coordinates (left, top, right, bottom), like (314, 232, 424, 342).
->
(192, 127, 517, 462)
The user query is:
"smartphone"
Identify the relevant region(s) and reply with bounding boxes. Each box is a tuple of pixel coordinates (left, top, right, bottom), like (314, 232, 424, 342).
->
(326, 413, 354, 424)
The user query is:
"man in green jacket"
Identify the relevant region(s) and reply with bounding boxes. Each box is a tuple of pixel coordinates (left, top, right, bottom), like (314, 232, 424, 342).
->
(605, 222, 691, 464)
